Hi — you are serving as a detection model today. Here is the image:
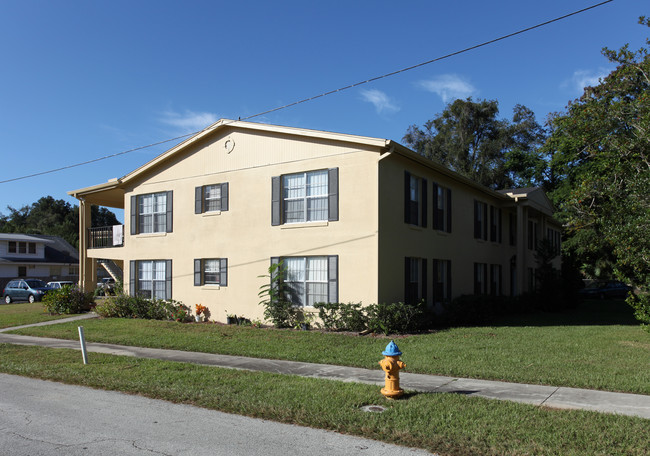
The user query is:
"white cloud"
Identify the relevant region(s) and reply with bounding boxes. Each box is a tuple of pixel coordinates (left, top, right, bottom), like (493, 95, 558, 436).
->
(417, 74, 476, 103)
(360, 89, 400, 114)
(563, 68, 611, 93)
(159, 109, 219, 133)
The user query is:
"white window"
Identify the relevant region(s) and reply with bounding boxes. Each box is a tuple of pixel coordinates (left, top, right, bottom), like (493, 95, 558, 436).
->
(285, 256, 329, 307)
(283, 170, 329, 223)
(195, 183, 228, 214)
(138, 260, 167, 299)
(474, 263, 487, 294)
(433, 259, 451, 304)
(139, 193, 167, 234)
(433, 184, 451, 232)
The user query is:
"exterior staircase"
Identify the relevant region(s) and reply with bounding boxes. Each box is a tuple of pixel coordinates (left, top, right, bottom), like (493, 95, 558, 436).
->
(97, 259, 123, 282)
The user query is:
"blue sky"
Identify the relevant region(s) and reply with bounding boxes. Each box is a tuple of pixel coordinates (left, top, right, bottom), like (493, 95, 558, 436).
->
(0, 0, 646, 223)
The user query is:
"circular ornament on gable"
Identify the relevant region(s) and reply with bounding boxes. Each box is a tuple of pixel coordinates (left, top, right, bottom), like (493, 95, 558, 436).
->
(224, 138, 235, 153)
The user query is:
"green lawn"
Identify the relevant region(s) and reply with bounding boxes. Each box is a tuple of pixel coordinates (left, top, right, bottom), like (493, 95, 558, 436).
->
(0, 302, 75, 329)
(0, 344, 647, 456)
(7, 299, 650, 394)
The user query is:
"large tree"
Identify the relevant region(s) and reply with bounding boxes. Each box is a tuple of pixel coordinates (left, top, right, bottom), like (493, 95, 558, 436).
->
(403, 98, 548, 189)
(546, 18, 650, 328)
(0, 196, 120, 248)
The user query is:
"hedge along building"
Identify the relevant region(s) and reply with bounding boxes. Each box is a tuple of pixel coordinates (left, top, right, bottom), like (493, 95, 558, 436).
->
(69, 120, 561, 322)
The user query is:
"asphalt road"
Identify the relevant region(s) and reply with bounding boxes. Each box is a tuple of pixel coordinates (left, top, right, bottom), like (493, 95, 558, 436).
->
(0, 373, 434, 456)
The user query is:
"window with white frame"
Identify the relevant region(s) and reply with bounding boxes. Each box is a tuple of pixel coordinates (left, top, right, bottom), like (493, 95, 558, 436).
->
(194, 258, 228, 286)
(405, 257, 427, 304)
(130, 192, 172, 235)
(490, 206, 502, 243)
(433, 259, 451, 304)
(272, 169, 338, 226)
(433, 184, 451, 232)
(195, 183, 229, 214)
(474, 262, 488, 294)
(130, 260, 171, 300)
(139, 193, 167, 233)
(138, 260, 167, 299)
(490, 264, 502, 296)
(474, 201, 488, 240)
(8, 242, 16, 253)
(404, 171, 427, 227)
(284, 256, 330, 307)
(283, 171, 328, 223)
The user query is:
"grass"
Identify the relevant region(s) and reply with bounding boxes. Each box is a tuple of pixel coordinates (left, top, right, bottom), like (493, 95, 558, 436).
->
(7, 299, 650, 394)
(0, 301, 75, 329)
(0, 344, 647, 456)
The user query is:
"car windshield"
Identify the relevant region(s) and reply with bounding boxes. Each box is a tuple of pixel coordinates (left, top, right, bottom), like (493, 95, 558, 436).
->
(25, 279, 47, 288)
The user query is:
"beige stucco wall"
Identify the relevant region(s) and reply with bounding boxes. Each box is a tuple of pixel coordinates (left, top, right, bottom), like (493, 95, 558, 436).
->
(112, 127, 381, 322)
(378, 152, 533, 306)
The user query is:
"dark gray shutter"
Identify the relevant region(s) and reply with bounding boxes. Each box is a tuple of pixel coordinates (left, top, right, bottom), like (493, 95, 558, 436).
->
(404, 171, 411, 224)
(221, 183, 229, 212)
(271, 176, 281, 226)
(166, 191, 173, 233)
(165, 260, 172, 299)
(195, 187, 203, 214)
(447, 189, 452, 233)
(447, 260, 452, 302)
(328, 255, 338, 303)
(474, 201, 480, 239)
(432, 183, 439, 229)
(404, 257, 411, 304)
(220, 258, 228, 286)
(421, 259, 427, 303)
(129, 260, 137, 296)
(498, 209, 502, 243)
(328, 168, 338, 222)
(421, 179, 427, 228)
(194, 259, 202, 286)
(130, 196, 137, 235)
(432, 259, 439, 302)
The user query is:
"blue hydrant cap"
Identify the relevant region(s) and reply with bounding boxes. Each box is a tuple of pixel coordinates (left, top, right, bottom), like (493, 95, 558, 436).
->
(382, 340, 402, 356)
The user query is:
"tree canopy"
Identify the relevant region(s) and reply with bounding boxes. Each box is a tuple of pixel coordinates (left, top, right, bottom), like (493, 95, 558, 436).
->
(0, 196, 120, 249)
(546, 17, 650, 289)
(403, 98, 548, 189)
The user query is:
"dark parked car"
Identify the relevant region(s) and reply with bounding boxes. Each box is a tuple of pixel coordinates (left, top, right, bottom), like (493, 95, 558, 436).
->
(579, 281, 633, 299)
(3, 279, 50, 303)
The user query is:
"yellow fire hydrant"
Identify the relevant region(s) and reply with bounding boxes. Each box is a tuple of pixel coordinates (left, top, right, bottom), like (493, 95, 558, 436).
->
(379, 340, 406, 399)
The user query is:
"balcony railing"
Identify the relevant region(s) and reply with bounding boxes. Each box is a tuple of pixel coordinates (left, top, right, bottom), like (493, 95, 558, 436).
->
(89, 225, 124, 249)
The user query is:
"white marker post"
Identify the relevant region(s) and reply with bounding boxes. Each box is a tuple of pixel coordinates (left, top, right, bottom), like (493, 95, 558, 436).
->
(78, 326, 89, 365)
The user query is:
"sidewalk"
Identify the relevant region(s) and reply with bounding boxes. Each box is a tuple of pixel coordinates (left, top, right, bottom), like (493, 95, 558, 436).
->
(1, 314, 649, 420)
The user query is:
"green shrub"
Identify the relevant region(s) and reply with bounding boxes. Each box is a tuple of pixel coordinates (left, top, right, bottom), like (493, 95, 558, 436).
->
(258, 261, 300, 328)
(366, 301, 425, 335)
(628, 293, 650, 333)
(313, 302, 367, 331)
(42, 286, 94, 315)
(94, 292, 185, 321)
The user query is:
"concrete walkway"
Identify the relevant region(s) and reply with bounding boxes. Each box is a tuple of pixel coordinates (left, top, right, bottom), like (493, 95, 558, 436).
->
(1, 314, 649, 420)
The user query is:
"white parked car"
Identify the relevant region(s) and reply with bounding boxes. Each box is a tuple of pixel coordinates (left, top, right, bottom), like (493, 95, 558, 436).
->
(47, 281, 76, 290)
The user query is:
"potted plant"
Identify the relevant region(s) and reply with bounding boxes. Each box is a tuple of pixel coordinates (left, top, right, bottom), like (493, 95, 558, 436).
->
(194, 304, 207, 322)
(225, 311, 237, 325)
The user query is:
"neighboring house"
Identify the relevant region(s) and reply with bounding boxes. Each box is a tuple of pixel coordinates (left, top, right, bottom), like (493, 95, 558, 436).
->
(69, 120, 561, 321)
(0, 234, 79, 291)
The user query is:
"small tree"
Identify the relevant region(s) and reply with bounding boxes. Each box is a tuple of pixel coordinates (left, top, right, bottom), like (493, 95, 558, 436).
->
(258, 261, 299, 328)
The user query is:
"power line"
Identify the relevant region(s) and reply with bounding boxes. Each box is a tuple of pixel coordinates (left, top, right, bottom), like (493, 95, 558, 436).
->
(0, 0, 613, 185)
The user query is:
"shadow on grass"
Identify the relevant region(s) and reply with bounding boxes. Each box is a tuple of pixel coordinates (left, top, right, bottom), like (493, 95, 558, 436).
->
(468, 298, 638, 328)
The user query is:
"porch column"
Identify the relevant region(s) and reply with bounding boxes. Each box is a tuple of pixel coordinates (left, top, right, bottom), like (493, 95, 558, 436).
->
(515, 204, 526, 296)
(78, 199, 96, 293)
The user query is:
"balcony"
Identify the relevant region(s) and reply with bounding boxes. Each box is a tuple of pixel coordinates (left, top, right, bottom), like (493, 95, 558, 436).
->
(89, 225, 124, 249)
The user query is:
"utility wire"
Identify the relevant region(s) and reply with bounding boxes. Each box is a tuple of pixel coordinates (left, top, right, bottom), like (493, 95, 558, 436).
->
(0, 0, 613, 185)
